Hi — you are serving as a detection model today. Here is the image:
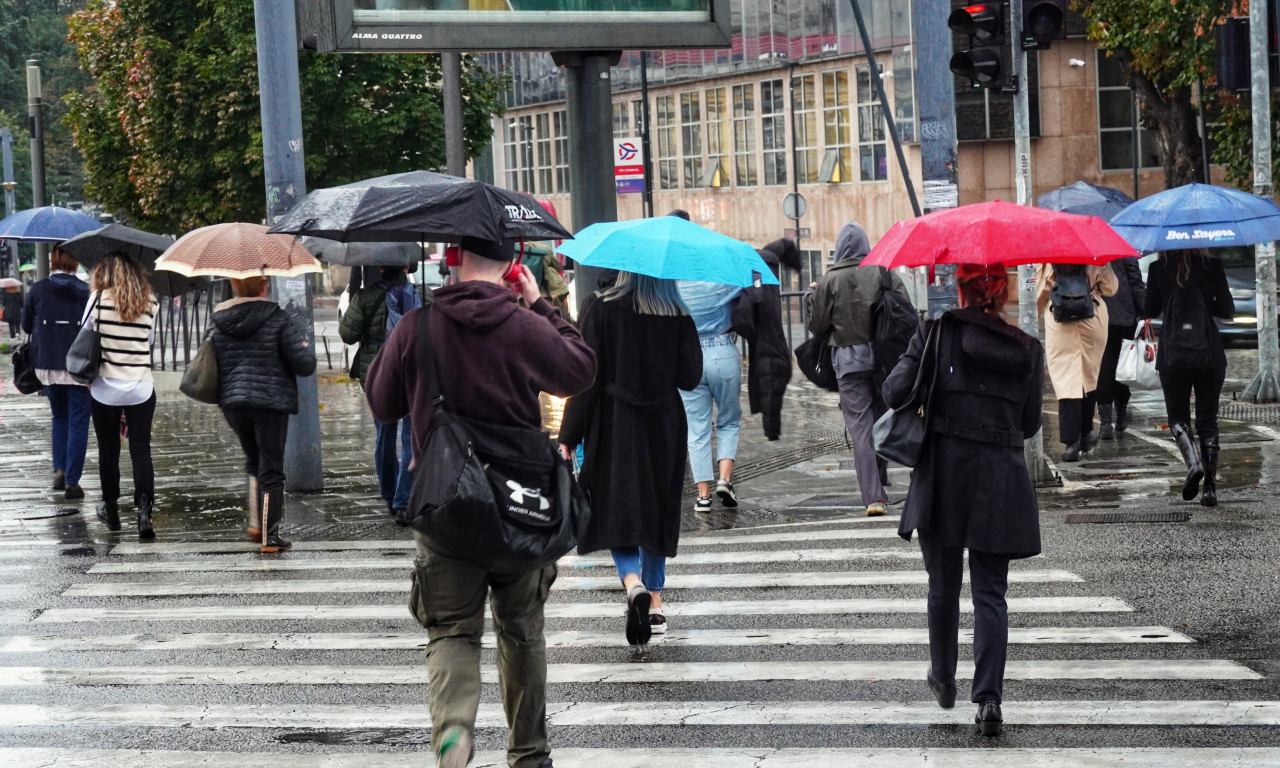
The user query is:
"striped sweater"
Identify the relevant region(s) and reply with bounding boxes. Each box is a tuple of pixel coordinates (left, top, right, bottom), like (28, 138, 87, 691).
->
(87, 290, 157, 382)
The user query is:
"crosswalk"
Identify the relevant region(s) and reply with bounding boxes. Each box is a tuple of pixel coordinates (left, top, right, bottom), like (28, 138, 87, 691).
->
(0, 515, 1276, 766)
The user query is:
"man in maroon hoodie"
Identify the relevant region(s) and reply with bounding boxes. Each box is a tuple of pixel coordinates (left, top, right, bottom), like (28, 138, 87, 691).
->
(364, 236, 595, 768)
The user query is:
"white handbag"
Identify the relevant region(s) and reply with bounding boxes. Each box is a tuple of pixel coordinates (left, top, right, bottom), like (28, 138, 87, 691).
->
(1116, 320, 1160, 390)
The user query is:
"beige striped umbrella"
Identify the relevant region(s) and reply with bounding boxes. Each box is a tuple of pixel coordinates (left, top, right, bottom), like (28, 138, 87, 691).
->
(154, 222, 321, 279)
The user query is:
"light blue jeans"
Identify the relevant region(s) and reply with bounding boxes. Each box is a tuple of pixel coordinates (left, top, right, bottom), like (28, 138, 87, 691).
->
(610, 547, 666, 592)
(679, 336, 742, 484)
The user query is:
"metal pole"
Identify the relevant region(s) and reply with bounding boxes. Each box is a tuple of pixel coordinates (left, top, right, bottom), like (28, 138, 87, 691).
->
(640, 51, 655, 219)
(253, 0, 323, 491)
(788, 64, 803, 277)
(1, 127, 14, 280)
(443, 52, 466, 176)
(1196, 77, 1212, 183)
(26, 61, 48, 280)
(1244, 0, 1278, 403)
(1130, 89, 1139, 199)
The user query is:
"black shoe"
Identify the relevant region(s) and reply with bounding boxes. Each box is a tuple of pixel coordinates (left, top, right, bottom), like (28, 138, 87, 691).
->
(975, 702, 1003, 737)
(1115, 404, 1131, 432)
(393, 507, 414, 527)
(1172, 423, 1204, 501)
(260, 534, 292, 553)
(1098, 403, 1115, 440)
(1099, 422, 1114, 440)
(95, 503, 121, 532)
(625, 585, 652, 646)
(927, 670, 956, 709)
(63, 484, 84, 501)
(1061, 442, 1081, 462)
(136, 497, 155, 540)
(1082, 430, 1100, 453)
(715, 479, 738, 508)
(52, 470, 66, 492)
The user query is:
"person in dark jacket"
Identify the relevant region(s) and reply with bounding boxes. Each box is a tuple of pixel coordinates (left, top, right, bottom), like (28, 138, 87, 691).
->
(732, 238, 801, 440)
(1096, 256, 1147, 439)
(364, 236, 595, 768)
(882, 262, 1044, 738)
(211, 276, 317, 552)
(560, 272, 702, 644)
(3, 287, 22, 337)
(1144, 249, 1234, 507)
(20, 248, 91, 501)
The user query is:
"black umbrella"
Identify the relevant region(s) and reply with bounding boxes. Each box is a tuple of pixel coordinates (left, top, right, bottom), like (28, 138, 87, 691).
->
(150, 270, 212, 298)
(266, 170, 572, 243)
(299, 236, 424, 267)
(1037, 181, 1134, 222)
(59, 223, 208, 296)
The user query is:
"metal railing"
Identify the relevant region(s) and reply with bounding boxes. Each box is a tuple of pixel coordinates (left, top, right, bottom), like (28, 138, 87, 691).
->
(152, 289, 217, 371)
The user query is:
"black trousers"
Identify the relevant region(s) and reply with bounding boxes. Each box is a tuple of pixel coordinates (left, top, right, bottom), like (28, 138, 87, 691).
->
(1159, 367, 1225, 441)
(223, 408, 289, 494)
(1095, 326, 1132, 408)
(1057, 392, 1096, 446)
(920, 537, 1012, 705)
(91, 393, 156, 506)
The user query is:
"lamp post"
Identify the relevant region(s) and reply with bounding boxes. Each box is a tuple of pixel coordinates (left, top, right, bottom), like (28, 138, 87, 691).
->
(26, 61, 48, 280)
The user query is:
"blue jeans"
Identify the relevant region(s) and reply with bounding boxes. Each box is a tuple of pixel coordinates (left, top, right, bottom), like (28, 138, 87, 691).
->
(46, 385, 91, 485)
(374, 418, 413, 510)
(679, 337, 742, 484)
(610, 547, 666, 592)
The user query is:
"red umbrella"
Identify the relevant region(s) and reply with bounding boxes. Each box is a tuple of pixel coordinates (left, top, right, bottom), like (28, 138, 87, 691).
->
(860, 200, 1138, 269)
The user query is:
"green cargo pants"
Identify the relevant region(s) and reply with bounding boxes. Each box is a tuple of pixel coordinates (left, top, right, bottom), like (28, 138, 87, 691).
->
(409, 531, 557, 768)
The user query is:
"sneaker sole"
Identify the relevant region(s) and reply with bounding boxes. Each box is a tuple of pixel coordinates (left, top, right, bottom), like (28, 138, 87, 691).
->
(626, 591, 652, 646)
(715, 489, 738, 508)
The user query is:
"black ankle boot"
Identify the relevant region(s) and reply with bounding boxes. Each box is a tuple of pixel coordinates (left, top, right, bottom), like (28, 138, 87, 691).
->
(1200, 436, 1219, 507)
(136, 496, 155, 540)
(976, 702, 1003, 737)
(1115, 403, 1131, 432)
(95, 502, 120, 531)
(1098, 403, 1115, 440)
(1171, 423, 1204, 501)
(1061, 441, 1081, 462)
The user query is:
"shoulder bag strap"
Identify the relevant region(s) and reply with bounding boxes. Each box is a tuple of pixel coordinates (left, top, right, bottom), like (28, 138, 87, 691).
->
(415, 305, 444, 410)
(919, 315, 946, 416)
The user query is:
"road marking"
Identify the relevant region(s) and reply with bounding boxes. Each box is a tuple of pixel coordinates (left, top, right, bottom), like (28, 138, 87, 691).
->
(0, 626, 1194, 653)
(59, 569, 1084, 598)
(0, 659, 1258, 686)
(32, 596, 1131, 624)
(1121, 426, 1184, 459)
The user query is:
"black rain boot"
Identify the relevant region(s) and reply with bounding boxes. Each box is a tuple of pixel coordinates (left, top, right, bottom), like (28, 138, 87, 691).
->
(136, 495, 155, 540)
(260, 488, 291, 553)
(1098, 403, 1115, 440)
(95, 501, 121, 531)
(1171, 423, 1204, 501)
(1115, 403, 1131, 433)
(1061, 441, 1081, 462)
(1200, 436, 1219, 508)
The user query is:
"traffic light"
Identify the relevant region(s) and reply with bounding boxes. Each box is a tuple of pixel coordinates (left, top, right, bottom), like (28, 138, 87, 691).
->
(1022, 0, 1066, 50)
(949, 4, 1004, 88)
(1214, 11, 1279, 94)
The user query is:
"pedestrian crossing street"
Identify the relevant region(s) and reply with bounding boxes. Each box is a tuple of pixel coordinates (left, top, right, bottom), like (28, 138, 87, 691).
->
(0, 514, 1277, 766)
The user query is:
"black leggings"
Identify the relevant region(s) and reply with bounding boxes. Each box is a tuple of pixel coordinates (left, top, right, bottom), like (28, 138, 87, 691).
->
(1159, 367, 1225, 441)
(91, 393, 156, 506)
(1095, 326, 1132, 408)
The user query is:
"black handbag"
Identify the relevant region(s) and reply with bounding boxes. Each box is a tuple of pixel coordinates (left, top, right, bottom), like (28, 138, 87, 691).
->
(872, 317, 943, 467)
(795, 334, 839, 392)
(65, 293, 102, 385)
(11, 340, 42, 395)
(406, 307, 591, 573)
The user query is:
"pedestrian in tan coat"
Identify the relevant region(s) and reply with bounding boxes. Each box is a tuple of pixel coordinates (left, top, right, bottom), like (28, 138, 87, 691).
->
(1036, 263, 1118, 461)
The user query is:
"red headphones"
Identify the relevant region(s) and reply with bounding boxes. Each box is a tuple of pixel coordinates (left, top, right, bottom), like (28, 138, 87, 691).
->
(444, 245, 462, 268)
(445, 244, 524, 284)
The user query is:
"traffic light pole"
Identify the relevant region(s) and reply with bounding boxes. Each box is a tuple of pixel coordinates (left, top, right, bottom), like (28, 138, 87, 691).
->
(1244, 0, 1278, 403)
(1, 127, 14, 281)
(26, 61, 48, 281)
(914, 0, 961, 318)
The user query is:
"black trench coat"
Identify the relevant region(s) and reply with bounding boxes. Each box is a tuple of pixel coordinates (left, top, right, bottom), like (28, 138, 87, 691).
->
(881, 307, 1044, 558)
(560, 295, 702, 558)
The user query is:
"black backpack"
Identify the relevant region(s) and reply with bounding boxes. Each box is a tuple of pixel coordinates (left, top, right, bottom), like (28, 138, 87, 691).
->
(871, 268, 919, 389)
(1161, 282, 1213, 370)
(1050, 264, 1095, 323)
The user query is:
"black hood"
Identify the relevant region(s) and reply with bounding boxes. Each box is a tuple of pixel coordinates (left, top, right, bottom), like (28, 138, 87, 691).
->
(431, 280, 520, 333)
(213, 298, 281, 339)
(952, 306, 1037, 375)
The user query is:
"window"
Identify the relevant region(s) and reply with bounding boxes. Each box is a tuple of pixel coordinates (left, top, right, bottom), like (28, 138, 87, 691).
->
(553, 110, 570, 193)
(656, 94, 679, 190)
(680, 90, 703, 188)
(793, 74, 819, 184)
(761, 78, 787, 186)
(704, 87, 729, 187)
(632, 99, 646, 138)
(612, 102, 630, 138)
(1096, 50, 1161, 171)
(800, 248, 825, 289)
(822, 70, 852, 183)
(503, 116, 534, 193)
(733, 83, 758, 187)
(535, 112, 553, 194)
(856, 65, 888, 182)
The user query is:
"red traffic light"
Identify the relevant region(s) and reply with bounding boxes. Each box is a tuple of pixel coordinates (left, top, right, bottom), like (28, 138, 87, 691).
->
(949, 4, 1002, 42)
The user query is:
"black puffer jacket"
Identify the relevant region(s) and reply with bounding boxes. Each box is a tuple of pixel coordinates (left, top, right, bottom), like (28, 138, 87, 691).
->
(211, 298, 317, 413)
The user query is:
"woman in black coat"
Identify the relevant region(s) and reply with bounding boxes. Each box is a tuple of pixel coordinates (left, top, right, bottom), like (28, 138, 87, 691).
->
(1144, 249, 1234, 507)
(731, 238, 801, 440)
(560, 271, 702, 646)
(881, 263, 1044, 738)
(1096, 256, 1147, 438)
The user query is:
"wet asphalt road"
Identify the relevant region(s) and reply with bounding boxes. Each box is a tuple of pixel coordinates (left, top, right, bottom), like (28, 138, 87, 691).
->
(0, 349, 1278, 766)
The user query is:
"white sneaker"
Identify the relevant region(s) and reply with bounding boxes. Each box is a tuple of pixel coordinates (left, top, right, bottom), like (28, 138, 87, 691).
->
(650, 612, 668, 634)
(694, 496, 712, 513)
(715, 479, 738, 507)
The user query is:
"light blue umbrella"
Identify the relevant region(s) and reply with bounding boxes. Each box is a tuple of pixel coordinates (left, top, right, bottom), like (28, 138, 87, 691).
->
(557, 217, 779, 287)
(0, 206, 103, 243)
(1108, 183, 1280, 253)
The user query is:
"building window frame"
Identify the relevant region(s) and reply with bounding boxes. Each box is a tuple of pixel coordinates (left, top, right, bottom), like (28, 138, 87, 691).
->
(1095, 49, 1162, 172)
(535, 112, 553, 195)
(703, 86, 730, 188)
(761, 78, 787, 187)
(656, 94, 679, 191)
(821, 69, 852, 184)
(612, 102, 630, 138)
(680, 90, 704, 189)
(732, 83, 758, 188)
(553, 109, 570, 193)
(856, 64, 888, 183)
(503, 116, 535, 193)
(793, 74, 819, 184)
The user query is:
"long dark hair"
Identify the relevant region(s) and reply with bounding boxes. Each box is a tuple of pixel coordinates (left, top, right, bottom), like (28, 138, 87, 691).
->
(1163, 248, 1212, 287)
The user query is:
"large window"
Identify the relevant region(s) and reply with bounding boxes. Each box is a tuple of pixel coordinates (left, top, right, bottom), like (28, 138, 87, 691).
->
(1096, 50, 1161, 171)
(553, 109, 570, 193)
(680, 90, 704, 188)
(821, 70, 852, 183)
(760, 78, 787, 186)
(535, 112, 553, 194)
(732, 83, 758, 187)
(503, 116, 534, 193)
(612, 102, 631, 138)
(793, 74, 819, 184)
(656, 94, 679, 190)
(856, 64, 887, 182)
(705, 87, 729, 187)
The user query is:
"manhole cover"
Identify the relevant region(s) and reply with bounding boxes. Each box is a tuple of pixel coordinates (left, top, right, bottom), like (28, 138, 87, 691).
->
(1065, 512, 1191, 524)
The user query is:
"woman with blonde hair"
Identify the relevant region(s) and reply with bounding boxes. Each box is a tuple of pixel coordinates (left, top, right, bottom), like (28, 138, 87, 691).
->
(85, 253, 159, 538)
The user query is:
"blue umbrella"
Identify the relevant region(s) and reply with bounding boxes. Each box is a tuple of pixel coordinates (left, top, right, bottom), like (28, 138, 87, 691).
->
(1037, 181, 1134, 222)
(1108, 183, 1280, 252)
(557, 217, 779, 287)
(0, 206, 104, 243)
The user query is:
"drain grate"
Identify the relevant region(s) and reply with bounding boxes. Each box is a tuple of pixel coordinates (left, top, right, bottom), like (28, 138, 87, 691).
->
(1065, 511, 1191, 524)
(1080, 459, 1172, 470)
(1219, 402, 1280, 424)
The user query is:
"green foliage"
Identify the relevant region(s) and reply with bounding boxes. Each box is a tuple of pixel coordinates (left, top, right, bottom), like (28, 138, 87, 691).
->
(65, 0, 506, 233)
(1210, 89, 1280, 189)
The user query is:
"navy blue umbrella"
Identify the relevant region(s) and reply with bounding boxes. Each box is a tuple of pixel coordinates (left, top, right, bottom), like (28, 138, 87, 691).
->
(0, 206, 103, 243)
(1037, 181, 1134, 222)
(1109, 183, 1280, 253)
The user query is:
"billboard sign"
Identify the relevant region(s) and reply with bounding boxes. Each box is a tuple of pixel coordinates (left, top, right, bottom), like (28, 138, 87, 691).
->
(298, 0, 732, 53)
(614, 137, 645, 194)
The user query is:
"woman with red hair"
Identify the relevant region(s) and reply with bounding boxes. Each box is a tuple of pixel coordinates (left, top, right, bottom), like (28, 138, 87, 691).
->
(882, 262, 1044, 738)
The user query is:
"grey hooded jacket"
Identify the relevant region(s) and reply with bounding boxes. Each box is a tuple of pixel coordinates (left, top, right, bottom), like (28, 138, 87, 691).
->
(808, 222, 910, 351)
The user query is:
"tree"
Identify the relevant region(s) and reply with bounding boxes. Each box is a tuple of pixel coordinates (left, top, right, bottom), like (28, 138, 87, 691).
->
(65, 0, 506, 233)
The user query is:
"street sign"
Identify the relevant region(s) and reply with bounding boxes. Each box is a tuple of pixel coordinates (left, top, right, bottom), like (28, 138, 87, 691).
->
(784, 227, 811, 239)
(614, 137, 646, 195)
(782, 192, 807, 220)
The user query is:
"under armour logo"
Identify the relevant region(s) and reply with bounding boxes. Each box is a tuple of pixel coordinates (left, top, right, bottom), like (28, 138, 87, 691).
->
(506, 479, 550, 511)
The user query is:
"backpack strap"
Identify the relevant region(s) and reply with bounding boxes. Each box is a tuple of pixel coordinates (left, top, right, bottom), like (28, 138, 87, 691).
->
(415, 305, 445, 410)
